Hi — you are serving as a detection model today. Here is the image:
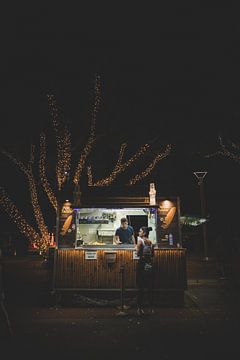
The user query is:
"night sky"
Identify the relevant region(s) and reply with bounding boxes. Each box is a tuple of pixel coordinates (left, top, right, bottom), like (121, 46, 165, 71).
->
(1, 5, 240, 234)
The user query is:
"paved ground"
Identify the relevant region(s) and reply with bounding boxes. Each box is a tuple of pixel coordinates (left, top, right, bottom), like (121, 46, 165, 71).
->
(1, 254, 240, 359)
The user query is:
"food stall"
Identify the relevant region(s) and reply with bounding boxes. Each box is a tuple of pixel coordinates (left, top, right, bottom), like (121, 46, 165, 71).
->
(51, 195, 187, 306)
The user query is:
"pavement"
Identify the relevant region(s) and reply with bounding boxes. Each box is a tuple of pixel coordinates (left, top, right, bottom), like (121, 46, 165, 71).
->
(1, 253, 240, 359)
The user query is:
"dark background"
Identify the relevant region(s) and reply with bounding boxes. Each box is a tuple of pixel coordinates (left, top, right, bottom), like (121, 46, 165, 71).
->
(1, 4, 240, 244)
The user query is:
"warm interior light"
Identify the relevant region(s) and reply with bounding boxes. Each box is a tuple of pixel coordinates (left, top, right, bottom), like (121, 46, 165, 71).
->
(162, 200, 173, 208)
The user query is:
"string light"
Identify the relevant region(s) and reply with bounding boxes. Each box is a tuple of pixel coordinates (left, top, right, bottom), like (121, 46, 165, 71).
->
(205, 136, 240, 164)
(73, 136, 95, 185)
(87, 143, 151, 186)
(39, 133, 58, 211)
(0, 187, 48, 252)
(1, 149, 50, 253)
(28, 167, 49, 238)
(73, 74, 101, 185)
(87, 165, 93, 186)
(128, 144, 172, 185)
(116, 143, 127, 167)
(87, 142, 127, 186)
(90, 73, 101, 133)
(47, 94, 71, 190)
(30, 144, 35, 165)
(1, 149, 29, 176)
(0, 74, 173, 254)
(229, 139, 240, 151)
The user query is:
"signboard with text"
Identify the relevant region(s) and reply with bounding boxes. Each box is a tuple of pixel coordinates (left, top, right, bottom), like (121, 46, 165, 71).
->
(85, 251, 97, 260)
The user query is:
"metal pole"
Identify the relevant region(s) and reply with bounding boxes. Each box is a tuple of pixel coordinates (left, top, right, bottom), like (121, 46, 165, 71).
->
(199, 180, 208, 261)
(116, 264, 128, 316)
(51, 198, 60, 301)
(120, 264, 124, 310)
(55, 200, 60, 250)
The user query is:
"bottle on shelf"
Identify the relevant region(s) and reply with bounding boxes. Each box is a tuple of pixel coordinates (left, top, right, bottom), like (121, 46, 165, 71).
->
(169, 233, 173, 246)
(149, 183, 156, 206)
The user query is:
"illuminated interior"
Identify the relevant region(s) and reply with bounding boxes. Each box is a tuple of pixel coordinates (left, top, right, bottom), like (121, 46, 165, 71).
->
(74, 207, 157, 247)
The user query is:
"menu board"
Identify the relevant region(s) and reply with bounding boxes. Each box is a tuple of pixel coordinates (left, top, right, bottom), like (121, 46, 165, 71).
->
(157, 198, 181, 247)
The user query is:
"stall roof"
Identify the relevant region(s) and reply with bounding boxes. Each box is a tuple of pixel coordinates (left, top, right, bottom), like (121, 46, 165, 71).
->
(73, 196, 180, 208)
(78, 196, 158, 208)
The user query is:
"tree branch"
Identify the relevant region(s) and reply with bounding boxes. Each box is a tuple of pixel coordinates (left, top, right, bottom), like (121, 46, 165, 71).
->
(0, 187, 43, 248)
(128, 144, 172, 185)
(88, 143, 151, 186)
(47, 94, 71, 190)
(73, 74, 101, 185)
(205, 136, 240, 164)
(39, 133, 58, 211)
(1, 148, 49, 239)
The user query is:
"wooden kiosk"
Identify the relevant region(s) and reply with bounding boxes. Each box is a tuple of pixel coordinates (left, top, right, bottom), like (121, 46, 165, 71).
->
(51, 196, 187, 306)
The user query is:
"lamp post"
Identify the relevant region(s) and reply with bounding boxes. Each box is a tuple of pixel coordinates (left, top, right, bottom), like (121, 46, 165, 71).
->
(193, 171, 208, 261)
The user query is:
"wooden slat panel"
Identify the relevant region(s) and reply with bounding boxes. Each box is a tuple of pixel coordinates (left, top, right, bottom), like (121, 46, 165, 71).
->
(53, 248, 187, 290)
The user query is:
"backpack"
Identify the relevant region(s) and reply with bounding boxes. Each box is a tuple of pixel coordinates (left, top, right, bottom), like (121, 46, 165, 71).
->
(138, 238, 153, 272)
(143, 242, 152, 257)
(138, 238, 153, 259)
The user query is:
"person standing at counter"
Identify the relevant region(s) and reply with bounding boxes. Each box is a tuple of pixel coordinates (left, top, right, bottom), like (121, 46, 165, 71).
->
(136, 226, 154, 315)
(114, 217, 135, 245)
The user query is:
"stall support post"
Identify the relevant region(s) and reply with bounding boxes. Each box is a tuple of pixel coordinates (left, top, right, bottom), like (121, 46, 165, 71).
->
(116, 264, 128, 316)
(120, 264, 125, 310)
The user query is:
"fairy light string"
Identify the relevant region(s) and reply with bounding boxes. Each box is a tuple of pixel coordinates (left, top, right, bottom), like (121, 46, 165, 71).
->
(0, 187, 46, 251)
(47, 94, 71, 190)
(87, 142, 127, 186)
(0, 74, 173, 254)
(73, 74, 101, 185)
(128, 144, 172, 185)
(39, 133, 58, 211)
(87, 143, 151, 186)
(1, 148, 49, 252)
(116, 143, 127, 167)
(229, 139, 240, 151)
(88, 143, 172, 187)
(205, 136, 240, 164)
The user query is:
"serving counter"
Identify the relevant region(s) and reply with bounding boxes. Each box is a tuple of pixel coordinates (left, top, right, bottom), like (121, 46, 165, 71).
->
(51, 246, 187, 306)
(52, 197, 187, 306)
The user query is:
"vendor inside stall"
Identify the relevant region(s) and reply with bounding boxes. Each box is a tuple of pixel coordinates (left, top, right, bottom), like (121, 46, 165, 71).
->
(58, 206, 158, 249)
(114, 217, 135, 245)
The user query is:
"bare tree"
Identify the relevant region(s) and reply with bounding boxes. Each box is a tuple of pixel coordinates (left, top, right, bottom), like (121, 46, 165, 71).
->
(205, 135, 240, 164)
(0, 75, 171, 252)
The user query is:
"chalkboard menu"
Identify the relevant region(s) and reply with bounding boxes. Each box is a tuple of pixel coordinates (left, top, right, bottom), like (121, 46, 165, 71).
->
(157, 197, 181, 247)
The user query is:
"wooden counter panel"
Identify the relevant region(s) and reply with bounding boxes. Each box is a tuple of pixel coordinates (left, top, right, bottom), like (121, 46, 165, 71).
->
(153, 249, 187, 289)
(53, 249, 187, 290)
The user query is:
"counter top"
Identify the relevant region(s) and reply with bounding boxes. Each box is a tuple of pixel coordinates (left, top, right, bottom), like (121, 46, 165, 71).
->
(57, 246, 184, 250)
